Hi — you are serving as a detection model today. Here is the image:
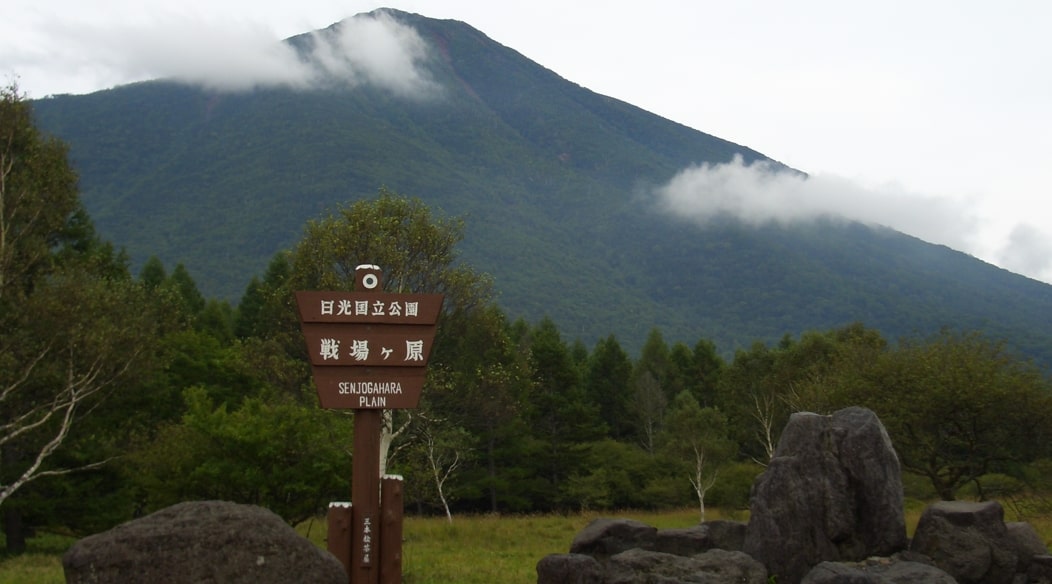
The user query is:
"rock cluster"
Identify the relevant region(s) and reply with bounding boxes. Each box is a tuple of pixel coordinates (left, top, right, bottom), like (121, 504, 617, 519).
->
(538, 407, 1052, 584)
(536, 518, 762, 584)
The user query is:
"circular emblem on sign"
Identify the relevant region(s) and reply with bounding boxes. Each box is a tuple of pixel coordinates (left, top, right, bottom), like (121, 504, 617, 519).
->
(361, 273, 379, 289)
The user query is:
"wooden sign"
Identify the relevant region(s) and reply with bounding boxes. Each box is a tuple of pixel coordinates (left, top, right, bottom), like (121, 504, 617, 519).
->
(300, 266, 438, 584)
(294, 271, 444, 411)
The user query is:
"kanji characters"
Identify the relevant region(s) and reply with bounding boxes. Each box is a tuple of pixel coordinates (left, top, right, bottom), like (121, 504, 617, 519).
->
(405, 340, 424, 361)
(349, 339, 370, 361)
(320, 338, 340, 360)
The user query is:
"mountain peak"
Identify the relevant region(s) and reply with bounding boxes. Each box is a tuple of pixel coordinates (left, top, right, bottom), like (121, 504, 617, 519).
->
(29, 11, 1052, 365)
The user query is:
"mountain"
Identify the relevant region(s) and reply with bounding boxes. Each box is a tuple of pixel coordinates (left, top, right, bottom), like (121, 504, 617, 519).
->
(29, 9, 1052, 364)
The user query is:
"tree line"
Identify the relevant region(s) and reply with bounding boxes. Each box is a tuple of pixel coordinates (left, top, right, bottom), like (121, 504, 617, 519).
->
(4, 85, 1052, 553)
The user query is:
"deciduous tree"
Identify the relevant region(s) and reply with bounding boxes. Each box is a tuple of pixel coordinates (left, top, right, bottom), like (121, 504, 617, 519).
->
(660, 392, 735, 522)
(813, 329, 1052, 500)
(0, 86, 163, 543)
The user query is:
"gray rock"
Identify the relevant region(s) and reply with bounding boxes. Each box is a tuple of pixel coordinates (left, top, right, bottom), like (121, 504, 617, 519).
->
(910, 500, 1017, 584)
(701, 520, 747, 552)
(536, 553, 605, 584)
(802, 554, 958, 583)
(1007, 522, 1050, 573)
(605, 548, 767, 584)
(744, 407, 908, 584)
(570, 518, 657, 559)
(653, 520, 747, 557)
(62, 500, 346, 584)
(654, 526, 711, 557)
(1027, 554, 1052, 583)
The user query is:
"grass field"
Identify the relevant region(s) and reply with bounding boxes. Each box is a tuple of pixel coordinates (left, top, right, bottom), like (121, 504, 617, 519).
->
(2, 503, 1049, 584)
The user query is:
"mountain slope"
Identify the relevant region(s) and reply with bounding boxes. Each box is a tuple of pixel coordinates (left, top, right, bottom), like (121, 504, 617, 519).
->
(30, 9, 1052, 363)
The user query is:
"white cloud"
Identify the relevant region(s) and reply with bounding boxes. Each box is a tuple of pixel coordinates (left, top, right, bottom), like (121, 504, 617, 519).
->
(305, 11, 438, 97)
(655, 155, 982, 253)
(654, 157, 1052, 284)
(650, 154, 1052, 285)
(997, 224, 1052, 283)
(13, 9, 437, 96)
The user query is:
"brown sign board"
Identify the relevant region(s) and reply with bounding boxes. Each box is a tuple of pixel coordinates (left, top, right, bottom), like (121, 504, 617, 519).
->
(310, 366, 426, 409)
(295, 291, 443, 325)
(295, 287, 443, 411)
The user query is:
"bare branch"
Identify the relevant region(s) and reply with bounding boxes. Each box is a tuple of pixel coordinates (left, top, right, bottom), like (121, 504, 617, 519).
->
(0, 344, 51, 404)
(747, 392, 778, 465)
(0, 345, 143, 506)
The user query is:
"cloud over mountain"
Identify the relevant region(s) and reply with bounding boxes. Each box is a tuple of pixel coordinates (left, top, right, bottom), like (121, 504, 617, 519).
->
(656, 157, 1052, 283)
(655, 156, 985, 262)
(999, 224, 1052, 283)
(25, 9, 436, 95)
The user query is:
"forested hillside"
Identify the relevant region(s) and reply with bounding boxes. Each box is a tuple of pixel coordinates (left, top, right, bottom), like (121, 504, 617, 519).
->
(29, 8, 1052, 365)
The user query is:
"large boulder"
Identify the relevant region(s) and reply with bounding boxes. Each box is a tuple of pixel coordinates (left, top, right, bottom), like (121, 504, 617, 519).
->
(62, 500, 346, 584)
(743, 407, 908, 584)
(909, 500, 1018, 584)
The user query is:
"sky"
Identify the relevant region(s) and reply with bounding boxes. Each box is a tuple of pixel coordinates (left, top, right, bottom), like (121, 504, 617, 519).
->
(3, 0, 1051, 284)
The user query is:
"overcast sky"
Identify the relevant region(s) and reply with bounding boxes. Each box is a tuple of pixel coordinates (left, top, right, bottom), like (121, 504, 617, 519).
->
(3, 0, 1051, 284)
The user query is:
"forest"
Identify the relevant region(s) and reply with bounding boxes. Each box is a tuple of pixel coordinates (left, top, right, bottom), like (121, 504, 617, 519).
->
(5, 84, 1052, 555)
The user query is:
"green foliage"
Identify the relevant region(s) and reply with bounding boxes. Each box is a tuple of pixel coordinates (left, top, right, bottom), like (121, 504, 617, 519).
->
(564, 440, 664, 511)
(422, 305, 533, 513)
(138, 256, 166, 291)
(585, 335, 634, 440)
(706, 461, 763, 509)
(660, 392, 736, 521)
(520, 318, 605, 509)
(131, 387, 352, 525)
(716, 323, 887, 463)
(1, 85, 167, 529)
(635, 329, 672, 398)
(802, 329, 1052, 500)
(0, 84, 80, 305)
(289, 188, 491, 310)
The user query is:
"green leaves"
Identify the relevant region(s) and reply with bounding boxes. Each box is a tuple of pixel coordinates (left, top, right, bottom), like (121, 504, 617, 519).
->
(0, 84, 80, 305)
(795, 329, 1052, 500)
(0, 85, 167, 510)
(132, 387, 352, 524)
(289, 188, 491, 311)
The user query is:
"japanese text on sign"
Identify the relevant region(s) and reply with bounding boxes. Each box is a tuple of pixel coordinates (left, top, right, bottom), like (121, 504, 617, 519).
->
(320, 299, 420, 318)
(295, 291, 443, 325)
(362, 516, 373, 566)
(319, 339, 425, 363)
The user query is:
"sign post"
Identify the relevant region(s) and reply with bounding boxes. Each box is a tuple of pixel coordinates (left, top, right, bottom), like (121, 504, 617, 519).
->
(295, 265, 443, 584)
